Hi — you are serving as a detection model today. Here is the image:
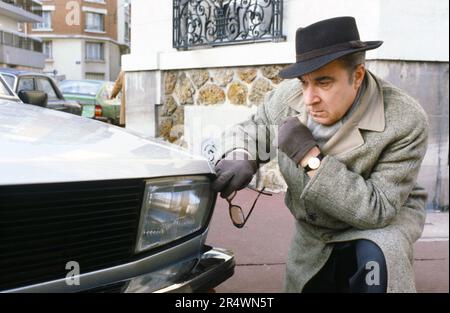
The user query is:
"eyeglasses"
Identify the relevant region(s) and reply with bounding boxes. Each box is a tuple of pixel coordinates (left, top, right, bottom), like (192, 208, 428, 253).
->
(226, 186, 272, 228)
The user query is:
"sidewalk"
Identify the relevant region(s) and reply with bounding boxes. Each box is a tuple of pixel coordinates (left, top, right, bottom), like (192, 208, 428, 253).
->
(414, 213, 449, 292)
(206, 189, 449, 293)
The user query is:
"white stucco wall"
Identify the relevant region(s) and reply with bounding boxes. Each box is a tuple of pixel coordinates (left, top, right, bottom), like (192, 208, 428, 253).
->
(123, 0, 449, 71)
(44, 39, 122, 81)
(45, 39, 84, 80)
(377, 0, 449, 61)
(0, 15, 20, 32)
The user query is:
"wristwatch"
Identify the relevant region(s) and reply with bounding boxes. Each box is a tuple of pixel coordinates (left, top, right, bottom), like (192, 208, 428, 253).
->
(303, 153, 324, 173)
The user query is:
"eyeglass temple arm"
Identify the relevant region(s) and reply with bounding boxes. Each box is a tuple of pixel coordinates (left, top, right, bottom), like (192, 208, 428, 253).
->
(247, 185, 273, 196)
(242, 187, 268, 224)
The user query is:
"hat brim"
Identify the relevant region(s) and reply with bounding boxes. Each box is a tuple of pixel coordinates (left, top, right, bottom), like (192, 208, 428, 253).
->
(279, 41, 383, 79)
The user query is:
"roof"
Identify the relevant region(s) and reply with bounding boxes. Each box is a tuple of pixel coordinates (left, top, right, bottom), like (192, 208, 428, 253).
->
(0, 67, 50, 78)
(61, 79, 113, 84)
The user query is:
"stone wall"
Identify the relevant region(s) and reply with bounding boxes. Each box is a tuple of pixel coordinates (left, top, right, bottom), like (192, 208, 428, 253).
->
(159, 65, 285, 145)
(159, 65, 288, 193)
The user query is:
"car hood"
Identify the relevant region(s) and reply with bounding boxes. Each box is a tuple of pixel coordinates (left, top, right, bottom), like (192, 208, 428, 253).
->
(0, 101, 213, 185)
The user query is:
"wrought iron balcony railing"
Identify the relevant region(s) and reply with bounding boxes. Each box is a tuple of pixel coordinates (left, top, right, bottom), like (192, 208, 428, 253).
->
(173, 0, 285, 50)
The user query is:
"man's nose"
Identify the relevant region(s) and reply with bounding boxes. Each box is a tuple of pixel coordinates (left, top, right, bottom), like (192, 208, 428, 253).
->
(304, 86, 320, 106)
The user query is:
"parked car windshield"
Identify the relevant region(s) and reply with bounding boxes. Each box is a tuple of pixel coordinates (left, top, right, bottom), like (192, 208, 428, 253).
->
(1, 74, 15, 89)
(0, 77, 13, 97)
(59, 80, 103, 96)
(101, 82, 121, 101)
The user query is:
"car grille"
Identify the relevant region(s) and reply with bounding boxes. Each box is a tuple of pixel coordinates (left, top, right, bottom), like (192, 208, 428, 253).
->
(0, 179, 144, 291)
(81, 281, 129, 293)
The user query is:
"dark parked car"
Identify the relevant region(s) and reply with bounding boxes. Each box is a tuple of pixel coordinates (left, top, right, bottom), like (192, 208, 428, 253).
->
(0, 68, 82, 116)
(0, 74, 235, 293)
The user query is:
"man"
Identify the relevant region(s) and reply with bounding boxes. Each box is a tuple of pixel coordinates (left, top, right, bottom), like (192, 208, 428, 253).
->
(212, 16, 428, 293)
(110, 70, 126, 126)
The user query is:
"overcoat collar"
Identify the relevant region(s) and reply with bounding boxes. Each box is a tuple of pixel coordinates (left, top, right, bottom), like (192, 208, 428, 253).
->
(285, 70, 385, 156)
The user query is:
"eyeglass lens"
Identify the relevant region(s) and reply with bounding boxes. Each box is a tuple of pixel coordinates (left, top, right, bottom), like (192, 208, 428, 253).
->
(230, 205, 245, 225)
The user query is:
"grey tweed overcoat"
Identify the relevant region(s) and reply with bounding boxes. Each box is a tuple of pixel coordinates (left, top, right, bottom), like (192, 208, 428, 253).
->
(218, 71, 429, 292)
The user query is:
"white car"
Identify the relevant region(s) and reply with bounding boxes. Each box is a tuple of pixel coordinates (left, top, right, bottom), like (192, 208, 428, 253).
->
(0, 75, 234, 293)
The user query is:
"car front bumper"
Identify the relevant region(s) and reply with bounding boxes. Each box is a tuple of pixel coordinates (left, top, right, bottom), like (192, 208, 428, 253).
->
(4, 233, 235, 293)
(124, 247, 235, 293)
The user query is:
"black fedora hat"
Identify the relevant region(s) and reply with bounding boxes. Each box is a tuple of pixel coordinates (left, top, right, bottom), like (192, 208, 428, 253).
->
(279, 16, 383, 79)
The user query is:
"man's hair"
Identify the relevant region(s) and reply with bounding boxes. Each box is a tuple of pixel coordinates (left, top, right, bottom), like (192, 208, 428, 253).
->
(338, 51, 366, 83)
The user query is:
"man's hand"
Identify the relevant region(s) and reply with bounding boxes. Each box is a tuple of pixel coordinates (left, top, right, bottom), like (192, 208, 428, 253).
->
(278, 116, 318, 165)
(212, 151, 258, 199)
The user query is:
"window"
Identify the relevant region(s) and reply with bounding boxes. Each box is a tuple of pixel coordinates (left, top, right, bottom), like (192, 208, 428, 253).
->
(60, 80, 103, 96)
(85, 12, 105, 32)
(173, 0, 284, 50)
(33, 40, 43, 53)
(105, 82, 120, 100)
(0, 76, 13, 97)
(33, 11, 52, 30)
(36, 78, 59, 100)
(98, 85, 109, 100)
(0, 83, 9, 96)
(85, 42, 104, 60)
(1, 74, 15, 89)
(2, 32, 13, 46)
(124, 21, 130, 43)
(85, 72, 105, 80)
(43, 41, 53, 59)
(17, 78, 34, 92)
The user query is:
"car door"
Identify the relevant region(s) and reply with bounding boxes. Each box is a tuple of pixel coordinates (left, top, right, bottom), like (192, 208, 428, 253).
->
(34, 77, 69, 112)
(17, 76, 35, 94)
(95, 83, 120, 124)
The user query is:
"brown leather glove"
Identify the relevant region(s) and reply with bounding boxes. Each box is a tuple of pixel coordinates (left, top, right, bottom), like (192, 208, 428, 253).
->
(278, 116, 317, 164)
(212, 150, 258, 198)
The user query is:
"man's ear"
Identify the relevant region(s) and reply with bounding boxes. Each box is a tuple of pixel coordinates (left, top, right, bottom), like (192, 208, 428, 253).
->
(354, 64, 366, 89)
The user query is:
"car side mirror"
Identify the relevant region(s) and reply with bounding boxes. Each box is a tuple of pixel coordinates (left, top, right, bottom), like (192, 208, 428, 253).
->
(18, 90, 48, 108)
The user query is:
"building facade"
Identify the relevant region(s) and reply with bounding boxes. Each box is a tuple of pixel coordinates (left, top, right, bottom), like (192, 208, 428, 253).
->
(122, 0, 449, 211)
(27, 0, 130, 81)
(0, 0, 45, 70)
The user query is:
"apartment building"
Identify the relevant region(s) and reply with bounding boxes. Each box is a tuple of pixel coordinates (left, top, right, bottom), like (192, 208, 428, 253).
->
(0, 0, 45, 69)
(28, 0, 130, 81)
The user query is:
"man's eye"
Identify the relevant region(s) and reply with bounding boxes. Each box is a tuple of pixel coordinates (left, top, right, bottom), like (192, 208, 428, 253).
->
(318, 81, 331, 87)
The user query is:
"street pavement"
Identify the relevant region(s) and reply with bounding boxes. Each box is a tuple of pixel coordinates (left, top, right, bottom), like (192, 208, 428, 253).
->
(206, 189, 449, 293)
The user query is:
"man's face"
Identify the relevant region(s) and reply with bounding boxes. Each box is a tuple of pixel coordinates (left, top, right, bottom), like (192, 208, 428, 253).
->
(299, 60, 365, 126)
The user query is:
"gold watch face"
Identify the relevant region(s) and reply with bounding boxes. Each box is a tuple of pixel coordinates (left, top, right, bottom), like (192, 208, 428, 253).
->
(308, 157, 321, 170)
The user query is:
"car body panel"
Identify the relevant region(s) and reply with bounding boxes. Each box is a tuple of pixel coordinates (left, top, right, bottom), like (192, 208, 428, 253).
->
(0, 100, 212, 185)
(100, 98, 120, 122)
(63, 94, 97, 118)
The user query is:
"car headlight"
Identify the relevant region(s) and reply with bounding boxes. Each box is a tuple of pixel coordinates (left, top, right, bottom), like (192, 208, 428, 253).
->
(136, 176, 215, 253)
